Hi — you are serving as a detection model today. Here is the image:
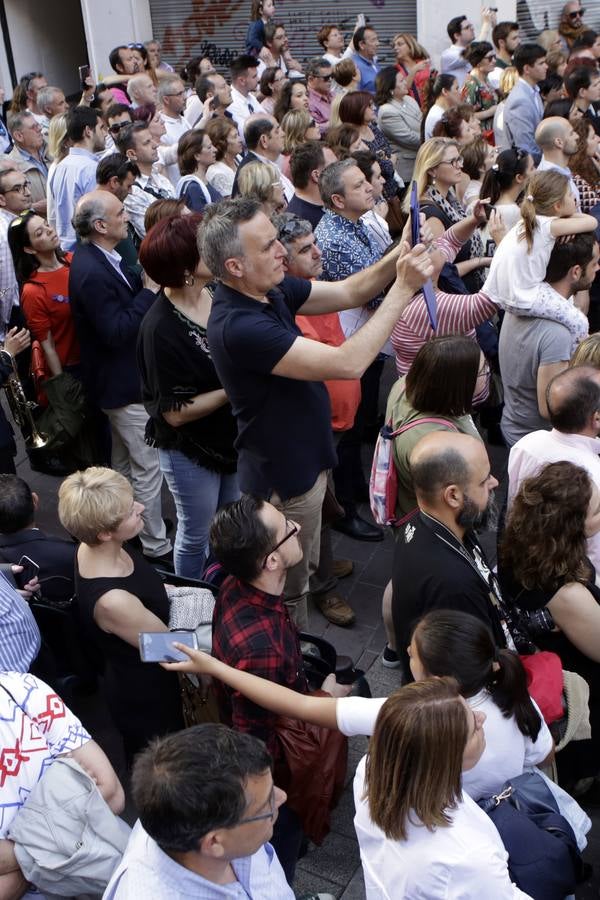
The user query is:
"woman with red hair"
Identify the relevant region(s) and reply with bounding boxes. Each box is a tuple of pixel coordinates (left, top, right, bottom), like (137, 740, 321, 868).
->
(339, 90, 398, 200)
(138, 214, 238, 578)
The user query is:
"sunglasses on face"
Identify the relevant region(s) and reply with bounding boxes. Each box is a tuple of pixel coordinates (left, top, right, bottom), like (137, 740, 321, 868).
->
(484, 53, 496, 60)
(568, 8, 584, 17)
(109, 121, 131, 133)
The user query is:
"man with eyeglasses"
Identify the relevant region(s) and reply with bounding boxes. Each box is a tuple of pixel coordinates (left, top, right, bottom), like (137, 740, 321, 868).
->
(105, 724, 322, 899)
(157, 75, 190, 187)
(306, 58, 333, 136)
(207, 495, 349, 885)
(441, 9, 496, 88)
(0, 166, 32, 340)
(559, 2, 588, 51)
(104, 104, 133, 155)
(6, 110, 48, 214)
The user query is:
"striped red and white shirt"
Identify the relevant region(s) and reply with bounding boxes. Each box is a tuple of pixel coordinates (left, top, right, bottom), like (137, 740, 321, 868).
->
(391, 226, 497, 375)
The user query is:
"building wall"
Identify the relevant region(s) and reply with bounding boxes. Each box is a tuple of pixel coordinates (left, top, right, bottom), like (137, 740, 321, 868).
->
(2, 0, 87, 95)
(418, 0, 517, 69)
(80, 0, 153, 85)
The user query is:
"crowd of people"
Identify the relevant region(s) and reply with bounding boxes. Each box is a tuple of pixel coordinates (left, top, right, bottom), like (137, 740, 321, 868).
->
(0, 1, 599, 897)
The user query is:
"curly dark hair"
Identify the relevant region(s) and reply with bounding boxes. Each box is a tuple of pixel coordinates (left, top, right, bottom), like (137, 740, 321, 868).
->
(569, 117, 600, 189)
(500, 461, 593, 592)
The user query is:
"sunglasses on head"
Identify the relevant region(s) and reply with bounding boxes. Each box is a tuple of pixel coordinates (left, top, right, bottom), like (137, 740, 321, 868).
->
(8, 209, 35, 229)
(127, 42, 145, 50)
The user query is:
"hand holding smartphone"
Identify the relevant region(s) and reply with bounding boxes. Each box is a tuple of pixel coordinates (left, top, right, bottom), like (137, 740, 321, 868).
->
(139, 630, 198, 663)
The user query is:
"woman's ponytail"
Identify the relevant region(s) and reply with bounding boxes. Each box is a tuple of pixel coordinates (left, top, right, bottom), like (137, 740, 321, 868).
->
(491, 648, 542, 741)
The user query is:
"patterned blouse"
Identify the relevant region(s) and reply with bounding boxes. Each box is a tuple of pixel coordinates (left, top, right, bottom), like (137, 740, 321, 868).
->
(364, 124, 399, 201)
(461, 75, 498, 128)
(573, 173, 600, 214)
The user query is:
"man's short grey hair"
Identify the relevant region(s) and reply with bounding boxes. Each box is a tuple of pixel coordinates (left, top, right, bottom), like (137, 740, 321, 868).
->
(201, 198, 262, 281)
(36, 86, 63, 115)
(128, 74, 152, 101)
(158, 75, 183, 103)
(319, 158, 358, 209)
(272, 212, 312, 250)
(305, 57, 332, 78)
(6, 109, 34, 135)
(72, 194, 110, 241)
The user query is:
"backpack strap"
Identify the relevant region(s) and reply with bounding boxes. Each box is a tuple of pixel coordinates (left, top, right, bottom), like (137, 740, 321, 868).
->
(387, 416, 459, 439)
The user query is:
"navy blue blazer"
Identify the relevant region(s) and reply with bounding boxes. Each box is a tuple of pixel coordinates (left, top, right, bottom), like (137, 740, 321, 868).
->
(69, 242, 156, 409)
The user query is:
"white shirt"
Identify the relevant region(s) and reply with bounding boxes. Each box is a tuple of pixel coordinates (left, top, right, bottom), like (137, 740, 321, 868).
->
(461, 691, 553, 801)
(424, 103, 444, 139)
(227, 87, 266, 139)
(159, 114, 190, 186)
(124, 170, 175, 239)
(336, 693, 551, 801)
(207, 160, 237, 197)
(508, 428, 600, 572)
(353, 757, 532, 899)
(483, 216, 556, 311)
(440, 44, 471, 87)
(537, 157, 581, 212)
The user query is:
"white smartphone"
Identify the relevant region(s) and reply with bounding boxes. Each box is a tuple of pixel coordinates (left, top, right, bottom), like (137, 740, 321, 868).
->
(139, 630, 198, 663)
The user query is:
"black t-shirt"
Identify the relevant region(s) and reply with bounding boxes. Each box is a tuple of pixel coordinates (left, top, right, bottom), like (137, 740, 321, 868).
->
(286, 194, 324, 230)
(392, 511, 509, 679)
(137, 292, 237, 473)
(207, 275, 337, 500)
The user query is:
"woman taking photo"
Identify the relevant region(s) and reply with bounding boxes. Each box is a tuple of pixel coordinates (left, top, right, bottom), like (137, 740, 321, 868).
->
(406, 137, 490, 291)
(8, 211, 79, 380)
(138, 214, 238, 578)
(205, 117, 243, 198)
(422, 73, 462, 140)
(59, 466, 184, 762)
(391, 32, 431, 108)
(461, 41, 500, 131)
(164, 638, 551, 897)
(500, 461, 600, 785)
(375, 66, 422, 185)
(176, 129, 222, 212)
(339, 90, 398, 202)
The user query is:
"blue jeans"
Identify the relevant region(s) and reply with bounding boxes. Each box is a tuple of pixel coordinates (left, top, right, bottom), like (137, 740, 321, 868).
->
(158, 448, 239, 579)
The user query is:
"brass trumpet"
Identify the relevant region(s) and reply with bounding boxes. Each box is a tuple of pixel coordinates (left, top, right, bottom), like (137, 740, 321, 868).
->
(0, 350, 48, 449)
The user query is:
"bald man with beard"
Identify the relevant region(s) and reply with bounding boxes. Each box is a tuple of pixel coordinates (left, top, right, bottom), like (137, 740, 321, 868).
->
(391, 431, 518, 679)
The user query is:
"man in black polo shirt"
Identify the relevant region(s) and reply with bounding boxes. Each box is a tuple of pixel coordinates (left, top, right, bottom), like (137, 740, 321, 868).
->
(204, 198, 433, 628)
(392, 431, 516, 679)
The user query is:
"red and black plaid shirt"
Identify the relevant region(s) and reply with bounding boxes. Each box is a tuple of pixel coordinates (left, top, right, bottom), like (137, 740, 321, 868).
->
(212, 575, 307, 760)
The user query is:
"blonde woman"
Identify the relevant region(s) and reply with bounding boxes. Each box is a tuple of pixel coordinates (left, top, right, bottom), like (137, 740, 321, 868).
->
(391, 31, 431, 108)
(237, 160, 286, 215)
(46, 113, 70, 231)
(60, 467, 184, 762)
(571, 334, 600, 368)
(280, 108, 320, 177)
(405, 137, 490, 291)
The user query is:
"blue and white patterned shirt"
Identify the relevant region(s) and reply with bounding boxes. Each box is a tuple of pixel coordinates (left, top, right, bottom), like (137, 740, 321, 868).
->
(104, 820, 295, 899)
(315, 209, 383, 340)
(0, 572, 40, 672)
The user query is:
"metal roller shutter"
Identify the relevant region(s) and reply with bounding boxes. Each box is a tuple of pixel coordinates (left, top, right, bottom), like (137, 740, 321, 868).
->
(517, 0, 600, 39)
(149, 0, 417, 75)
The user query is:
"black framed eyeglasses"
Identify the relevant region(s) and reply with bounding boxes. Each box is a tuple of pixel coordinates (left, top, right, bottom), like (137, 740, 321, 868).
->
(0, 180, 31, 195)
(262, 521, 298, 568)
(238, 787, 276, 825)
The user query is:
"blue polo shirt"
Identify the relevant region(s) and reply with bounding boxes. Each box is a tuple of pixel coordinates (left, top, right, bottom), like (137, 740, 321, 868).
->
(352, 53, 380, 94)
(207, 275, 337, 500)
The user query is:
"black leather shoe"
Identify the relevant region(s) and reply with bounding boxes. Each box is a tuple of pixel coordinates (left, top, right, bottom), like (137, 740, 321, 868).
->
(332, 514, 384, 542)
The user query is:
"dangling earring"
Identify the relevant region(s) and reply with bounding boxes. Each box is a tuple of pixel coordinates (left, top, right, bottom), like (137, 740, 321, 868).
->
(184, 274, 195, 286)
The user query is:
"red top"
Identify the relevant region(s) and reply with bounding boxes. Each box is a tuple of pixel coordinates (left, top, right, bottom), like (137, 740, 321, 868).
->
(296, 312, 361, 432)
(21, 253, 80, 369)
